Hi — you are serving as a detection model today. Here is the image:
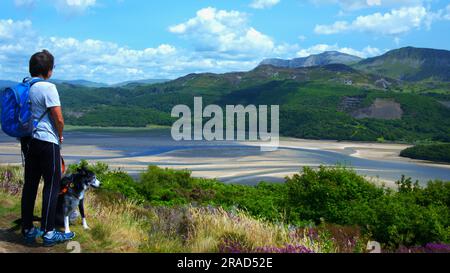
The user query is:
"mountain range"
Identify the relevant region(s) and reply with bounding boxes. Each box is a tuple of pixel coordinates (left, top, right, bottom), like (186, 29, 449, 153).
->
(53, 78, 170, 88)
(110, 79, 169, 87)
(50, 79, 108, 88)
(0, 79, 169, 89)
(354, 47, 450, 81)
(3, 46, 449, 87)
(261, 47, 450, 82)
(0, 80, 19, 90)
(261, 51, 362, 68)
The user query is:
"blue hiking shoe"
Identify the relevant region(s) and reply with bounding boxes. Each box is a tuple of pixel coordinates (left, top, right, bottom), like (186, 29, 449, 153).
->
(23, 227, 44, 245)
(43, 230, 75, 247)
(64, 232, 76, 240)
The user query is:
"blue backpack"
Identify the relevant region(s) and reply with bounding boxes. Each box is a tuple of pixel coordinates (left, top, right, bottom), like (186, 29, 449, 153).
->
(1, 78, 47, 138)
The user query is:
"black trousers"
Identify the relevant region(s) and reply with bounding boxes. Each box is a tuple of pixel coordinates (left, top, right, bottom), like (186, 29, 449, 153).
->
(21, 137, 61, 233)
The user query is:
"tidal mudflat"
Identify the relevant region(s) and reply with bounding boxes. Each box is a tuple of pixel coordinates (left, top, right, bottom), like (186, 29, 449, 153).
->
(1, 128, 449, 185)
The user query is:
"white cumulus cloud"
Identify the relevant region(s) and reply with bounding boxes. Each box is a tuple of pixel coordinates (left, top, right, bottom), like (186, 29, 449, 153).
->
(1, 17, 274, 84)
(315, 6, 432, 35)
(14, 0, 36, 8)
(0, 18, 182, 83)
(249, 0, 280, 9)
(296, 44, 383, 58)
(311, 0, 423, 11)
(54, 0, 96, 14)
(0, 19, 33, 40)
(0, 13, 384, 84)
(443, 4, 450, 20)
(13, 0, 96, 13)
(169, 7, 275, 59)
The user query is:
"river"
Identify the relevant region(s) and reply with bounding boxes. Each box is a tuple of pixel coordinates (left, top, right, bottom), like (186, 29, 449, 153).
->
(1, 129, 449, 185)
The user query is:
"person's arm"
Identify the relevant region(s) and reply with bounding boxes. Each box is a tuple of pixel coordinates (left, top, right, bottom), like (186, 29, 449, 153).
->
(50, 106, 64, 144)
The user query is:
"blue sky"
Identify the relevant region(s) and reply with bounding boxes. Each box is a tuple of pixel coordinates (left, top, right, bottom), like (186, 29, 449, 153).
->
(1, 0, 450, 84)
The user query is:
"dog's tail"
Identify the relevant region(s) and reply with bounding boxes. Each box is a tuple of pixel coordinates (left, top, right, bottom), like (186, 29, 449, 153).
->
(13, 216, 42, 226)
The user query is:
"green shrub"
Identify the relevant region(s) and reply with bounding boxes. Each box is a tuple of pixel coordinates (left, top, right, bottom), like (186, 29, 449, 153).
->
(285, 166, 384, 226)
(400, 144, 450, 163)
(138, 166, 194, 203)
(420, 180, 450, 207)
(203, 181, 287, 222)
(370, 193, 450, 246)
(68, 160, 109, 175)
(285, 167, 450, 247)
(100, 171, 145, 203)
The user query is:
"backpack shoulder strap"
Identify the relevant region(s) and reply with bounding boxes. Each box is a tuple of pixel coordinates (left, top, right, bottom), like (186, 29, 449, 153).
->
(25, 77, 50, 131)
(31, 109, 50, 138)
(24, 77, 48, 121)
(37, 109, 50, 122)
(23, 77, 44, 87)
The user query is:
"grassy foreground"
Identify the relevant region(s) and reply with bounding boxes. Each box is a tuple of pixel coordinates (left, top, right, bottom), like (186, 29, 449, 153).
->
(1, 163, 449, 253)
(0, 166, 333, 253)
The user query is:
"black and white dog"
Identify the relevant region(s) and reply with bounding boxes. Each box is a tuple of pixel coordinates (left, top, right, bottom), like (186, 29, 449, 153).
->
(55, 166, 100, 234)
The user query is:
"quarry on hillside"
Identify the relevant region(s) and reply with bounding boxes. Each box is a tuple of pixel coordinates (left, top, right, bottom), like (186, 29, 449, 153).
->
(351, 98, 403, 120)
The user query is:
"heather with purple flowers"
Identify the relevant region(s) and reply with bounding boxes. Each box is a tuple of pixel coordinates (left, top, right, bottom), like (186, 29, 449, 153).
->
(218, 237, 249, 253)
(0, 167, 23, 196)
(218, 239, 314, 253)
(396, 243, 450, 253)
(254, 244, 314, 253)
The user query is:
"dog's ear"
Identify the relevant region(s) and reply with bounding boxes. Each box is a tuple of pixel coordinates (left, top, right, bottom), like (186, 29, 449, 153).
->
(76, 160, 89, 173)
(82, 165, 90, 173)
(77, 166, 87, 175)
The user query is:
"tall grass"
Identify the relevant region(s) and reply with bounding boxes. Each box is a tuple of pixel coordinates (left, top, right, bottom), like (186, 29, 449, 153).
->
(76, 195, 149, 252)
(186, 207, 325, 253)
(0, 165, 24, 196)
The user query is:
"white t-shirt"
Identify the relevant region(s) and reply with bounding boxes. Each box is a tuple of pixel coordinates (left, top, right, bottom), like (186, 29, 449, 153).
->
(29, 79, 61, 145)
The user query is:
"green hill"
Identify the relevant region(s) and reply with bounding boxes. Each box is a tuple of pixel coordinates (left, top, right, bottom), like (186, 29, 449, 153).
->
(50, 79, 108, 88)
(354, 47, 450, 82)
(0, 80, 18, 89)
(400, 144, 450, 163)
(261, 51, 362, 68)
